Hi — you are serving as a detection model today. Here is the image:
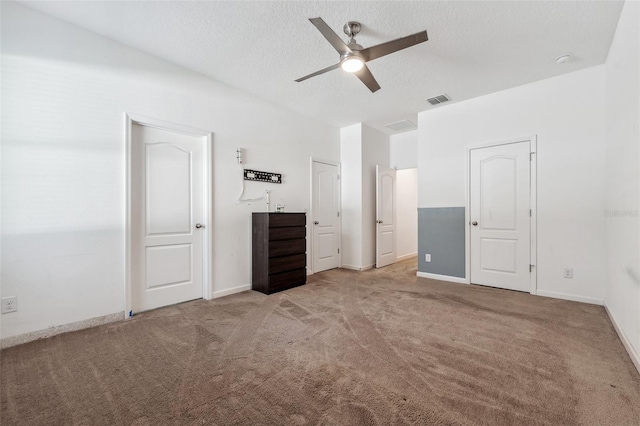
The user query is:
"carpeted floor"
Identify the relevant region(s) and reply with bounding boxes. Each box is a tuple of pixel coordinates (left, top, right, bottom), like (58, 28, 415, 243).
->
(2, 258, 640, 425)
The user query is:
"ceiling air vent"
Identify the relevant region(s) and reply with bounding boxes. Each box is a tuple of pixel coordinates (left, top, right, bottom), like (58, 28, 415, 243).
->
(385, 120, 416, 132)
(426, 94, 451, 106)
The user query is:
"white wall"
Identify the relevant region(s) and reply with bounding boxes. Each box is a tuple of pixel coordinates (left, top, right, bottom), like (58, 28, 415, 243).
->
(390, 130, 417, 169)
(361, 125, 390, 268)
(396, 169, 418, 259)
(339, 124, 363, 270)
(604, 0, 640, 361)
(1, 3, 339, 341)
(339, 124, 389, 269)
(418, 65, 607, 304)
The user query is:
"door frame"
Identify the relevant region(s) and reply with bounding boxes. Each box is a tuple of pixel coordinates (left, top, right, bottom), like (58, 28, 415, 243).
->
(125, 113, 213, 318)
(465, 135, 537, 294)
(309, 157, 342, 274)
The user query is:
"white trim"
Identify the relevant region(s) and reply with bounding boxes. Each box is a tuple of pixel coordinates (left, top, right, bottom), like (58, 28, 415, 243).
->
(125, 115, 133, 317)
(1, 312, 124, 349)
(417, 271, 468, 284)
(536, 290, 603, 306)
(605, 305, 640, 375)
(341, 264, 361, 271)
(466, 135, 538, 293)
(397, 253, 418, 262)
(212, 284, 251, 299)
(126, 113, 211, 137)
(341, 264, 374, 272)
(529, 137, 538, 295)
(203, 133, 214, 300)
(311, 157, 341, 167)
(464, 146, 471, 285)
(125, 113, 214, 317)
(309, 158, 342, 274)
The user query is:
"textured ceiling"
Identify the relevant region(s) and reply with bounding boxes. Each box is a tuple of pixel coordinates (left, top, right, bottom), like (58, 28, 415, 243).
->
(20, 1, 624, 134)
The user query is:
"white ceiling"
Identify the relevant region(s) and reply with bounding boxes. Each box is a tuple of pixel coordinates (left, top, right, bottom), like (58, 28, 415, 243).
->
(20, 1, 624, 134)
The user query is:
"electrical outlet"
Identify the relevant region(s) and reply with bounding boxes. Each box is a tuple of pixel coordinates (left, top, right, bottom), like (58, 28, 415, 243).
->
(1, 296, 18, 314)
(563, 268, 573, 279)
(425, 254, 431, 262)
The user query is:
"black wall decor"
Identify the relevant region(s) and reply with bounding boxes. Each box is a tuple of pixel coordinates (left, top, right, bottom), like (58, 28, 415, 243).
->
(244, 169, 282, 184)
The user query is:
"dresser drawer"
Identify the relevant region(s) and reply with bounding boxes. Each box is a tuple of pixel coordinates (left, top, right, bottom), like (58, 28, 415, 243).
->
(269, 239, 305, 258)
(269, 254, 306, 275)
(269, 226, 305, 241)
(269, 268, 306, 292)
(268, 213, 306, 228)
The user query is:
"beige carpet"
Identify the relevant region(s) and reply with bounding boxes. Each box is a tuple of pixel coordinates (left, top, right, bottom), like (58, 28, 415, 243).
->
(2, 259, 640, 425)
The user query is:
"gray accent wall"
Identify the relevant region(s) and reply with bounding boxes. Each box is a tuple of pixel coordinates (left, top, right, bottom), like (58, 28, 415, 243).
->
(418, 207, 466, 278)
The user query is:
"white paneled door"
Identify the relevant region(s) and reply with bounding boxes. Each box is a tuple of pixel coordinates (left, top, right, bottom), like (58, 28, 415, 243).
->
(470, 141, 531, 292)
(132, 124, 205, 312)
(376, 165, 396, 268)
(312, 160, 340, 273)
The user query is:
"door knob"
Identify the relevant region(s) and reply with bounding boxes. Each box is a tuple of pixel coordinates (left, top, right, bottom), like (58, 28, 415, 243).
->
(195, 223, 204, 229)
(314, 221, 319, 225)
(471, 221, 478, 226)
(376, 220, 383, 224)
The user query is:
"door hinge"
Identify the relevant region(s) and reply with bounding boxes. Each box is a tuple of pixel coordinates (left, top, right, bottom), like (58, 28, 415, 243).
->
(530, 209, 532, 217)
(338, 248, 340, 254)
(530, 264, 534, 272)
(530, 152, 536, 161)
(337, 175, 340, 180)
(337, 211, 340, 217)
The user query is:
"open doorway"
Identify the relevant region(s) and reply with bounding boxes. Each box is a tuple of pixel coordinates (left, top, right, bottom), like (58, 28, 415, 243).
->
(396, 168, 418, 262)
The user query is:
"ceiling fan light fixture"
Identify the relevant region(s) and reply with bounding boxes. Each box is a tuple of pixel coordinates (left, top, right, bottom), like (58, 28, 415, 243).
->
(341, 56, 364, 73)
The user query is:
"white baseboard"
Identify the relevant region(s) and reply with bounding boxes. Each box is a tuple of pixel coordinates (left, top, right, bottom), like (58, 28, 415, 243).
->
(604, 305, 640, 375)
(1, 312, 124, 349)
(341, 264, 374, 271)
(397, 253, 418, 261)
(536, 290, 603, 306)
(340, 264, 360, 271)
(212, 284, 251, 299)
(416, 271, 468, 284)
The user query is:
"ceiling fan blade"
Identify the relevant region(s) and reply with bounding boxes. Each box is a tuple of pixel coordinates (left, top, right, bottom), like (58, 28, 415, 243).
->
(355, 65, 381, 93)
(295, 63, 341, 82)
(309, 17, 352, 55)
(360, 30, 428, 62)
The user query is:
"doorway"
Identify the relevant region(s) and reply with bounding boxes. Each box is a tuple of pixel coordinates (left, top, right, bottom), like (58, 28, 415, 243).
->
(468, 138, 536, 293)
(126, 114, 213, 315)
(395, 168, 418, 262)
(311, 158, 341, 273)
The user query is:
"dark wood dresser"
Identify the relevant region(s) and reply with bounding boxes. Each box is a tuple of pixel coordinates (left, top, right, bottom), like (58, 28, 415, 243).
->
(252, 212, 307, 294)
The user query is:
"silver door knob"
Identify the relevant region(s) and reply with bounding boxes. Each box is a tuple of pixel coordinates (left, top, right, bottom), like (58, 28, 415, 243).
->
(314, 221, 319, 225)
(471, 221, 478, 226)
(195, 223, 204, 229)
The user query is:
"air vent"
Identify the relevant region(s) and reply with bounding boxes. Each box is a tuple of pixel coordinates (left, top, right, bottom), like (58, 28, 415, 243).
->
(426, 94, 451, 106)
(385, 120, 416, 132)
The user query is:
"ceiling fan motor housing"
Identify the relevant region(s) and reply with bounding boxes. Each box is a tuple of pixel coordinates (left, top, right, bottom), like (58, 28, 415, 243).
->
(343, 21, 361, 39)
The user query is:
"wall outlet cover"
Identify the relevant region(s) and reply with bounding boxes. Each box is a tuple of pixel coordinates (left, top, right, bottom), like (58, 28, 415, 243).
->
(1, 296, 18, 314)
(563, 268, 573, 279)
(425, 254, 431, 262)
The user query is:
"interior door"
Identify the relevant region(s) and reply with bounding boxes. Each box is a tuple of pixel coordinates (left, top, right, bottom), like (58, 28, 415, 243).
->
(132, 124, 204, 312)
(376, 165, 396, 268)
(470, 141, 530, 292)
(312, 160, 340, 272)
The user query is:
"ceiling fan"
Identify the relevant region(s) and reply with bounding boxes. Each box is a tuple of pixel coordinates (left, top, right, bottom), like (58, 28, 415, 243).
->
(295, 18, 428, 93)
